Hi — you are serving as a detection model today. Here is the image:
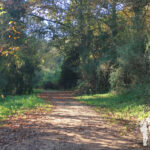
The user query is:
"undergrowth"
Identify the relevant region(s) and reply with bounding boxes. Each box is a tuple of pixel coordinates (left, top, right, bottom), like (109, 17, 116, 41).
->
(0, 94, 51, 121)
(75, 91, 150, 121)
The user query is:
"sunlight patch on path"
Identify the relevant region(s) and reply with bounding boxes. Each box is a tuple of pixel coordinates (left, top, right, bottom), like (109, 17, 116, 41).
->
(0, 91, 145, 150)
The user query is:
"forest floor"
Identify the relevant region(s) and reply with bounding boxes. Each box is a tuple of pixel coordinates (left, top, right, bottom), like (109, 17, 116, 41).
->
(0, 91, 149, 150)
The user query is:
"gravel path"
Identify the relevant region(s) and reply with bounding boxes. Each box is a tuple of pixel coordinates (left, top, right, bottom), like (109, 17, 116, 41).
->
(0, 91, 146, 150)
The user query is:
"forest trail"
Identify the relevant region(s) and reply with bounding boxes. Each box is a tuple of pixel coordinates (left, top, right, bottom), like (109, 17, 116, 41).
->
(0, 91, 144, 150)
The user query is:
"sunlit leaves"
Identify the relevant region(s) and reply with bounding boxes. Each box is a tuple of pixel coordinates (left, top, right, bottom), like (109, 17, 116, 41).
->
(0, 46, 20, 56)
(0, 20, 21, 56)
(0, 2, 6, 16)
(0, 10, 6, 16)
(8, 21, 21, 40)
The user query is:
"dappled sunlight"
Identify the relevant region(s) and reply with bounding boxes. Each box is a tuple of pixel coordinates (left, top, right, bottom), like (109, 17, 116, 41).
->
(0, 91, 142, 150)
(0, 0, 150, 149)
(75, 92, 150, 121)
(75, 93, 115, 100)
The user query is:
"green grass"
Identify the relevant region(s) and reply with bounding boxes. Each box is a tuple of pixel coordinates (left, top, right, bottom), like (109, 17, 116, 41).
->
(33, 89, 44, 94)
(0, 94, 51, 121)
(75, 92, 150, 121)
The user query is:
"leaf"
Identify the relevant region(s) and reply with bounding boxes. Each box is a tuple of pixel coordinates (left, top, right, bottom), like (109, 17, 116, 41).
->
(9, 21, 14, 25)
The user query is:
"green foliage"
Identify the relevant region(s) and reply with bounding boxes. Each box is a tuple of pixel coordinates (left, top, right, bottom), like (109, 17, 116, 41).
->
(1, 0, 150, 97)
(56, 0, 150, 95)
(59, 63, 79, 89)
(0, 1, 41, 95)
(96, 63, 111, 93)
(110, 34, 150, 91)
(35, 71, 61, 89)
(75, 89, 150, 120)
(76, 80, 93, 95)
(109, 67, 128, 90)
(33, 45, 63, 89)
(59, 44, 80, 89)
(0, 37, 41, 95)
(126, 83, 150, 99)
(0, 94, 50, 121)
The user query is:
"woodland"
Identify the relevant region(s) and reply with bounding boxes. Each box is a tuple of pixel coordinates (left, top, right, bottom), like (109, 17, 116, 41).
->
(0, 0, 150, 95)
(0, 0, 150, 149)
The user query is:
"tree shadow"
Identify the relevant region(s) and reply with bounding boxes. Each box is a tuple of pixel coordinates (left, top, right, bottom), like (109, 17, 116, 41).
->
(0, 91, 148, 150)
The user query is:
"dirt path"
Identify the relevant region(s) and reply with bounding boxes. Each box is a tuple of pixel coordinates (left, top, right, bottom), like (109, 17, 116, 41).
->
(0, 91, 146, 150)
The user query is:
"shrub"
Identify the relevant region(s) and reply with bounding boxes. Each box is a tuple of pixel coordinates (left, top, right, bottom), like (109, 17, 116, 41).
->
(76, 80, 93, 95)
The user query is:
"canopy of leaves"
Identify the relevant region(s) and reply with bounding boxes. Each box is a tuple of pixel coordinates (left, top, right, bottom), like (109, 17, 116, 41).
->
(0, 0, 150, 95)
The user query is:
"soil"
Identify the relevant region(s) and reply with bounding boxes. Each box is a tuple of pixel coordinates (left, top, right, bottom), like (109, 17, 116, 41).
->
(0, 91, 148, 150)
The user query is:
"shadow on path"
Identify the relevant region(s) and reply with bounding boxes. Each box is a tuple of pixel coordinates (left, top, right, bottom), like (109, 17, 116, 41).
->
(0, 91, 146, 150)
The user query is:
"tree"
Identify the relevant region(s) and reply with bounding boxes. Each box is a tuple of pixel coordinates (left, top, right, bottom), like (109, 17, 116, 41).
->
(0, 0, 41, 94)
(1, 0, 150, 95)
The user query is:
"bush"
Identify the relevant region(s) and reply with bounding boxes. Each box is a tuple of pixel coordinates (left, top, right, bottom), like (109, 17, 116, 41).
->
(33, 70, 61, 89)
(109, 67, 127, 91)
(96, 63, 110, 93)
(76, 80, 93, 95)
(42, 81, 58, 90)
(59, 64, 79, 89)
(0, 37, 40, 95)
(125, 82, 150, 98)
